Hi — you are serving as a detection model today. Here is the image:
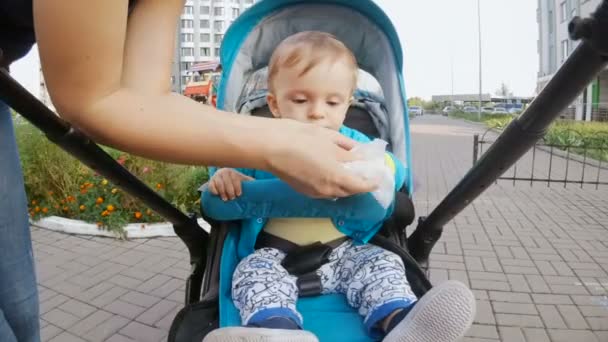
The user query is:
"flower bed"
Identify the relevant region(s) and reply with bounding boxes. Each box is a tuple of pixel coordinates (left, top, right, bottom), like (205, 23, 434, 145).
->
(15, 118, 209, 238)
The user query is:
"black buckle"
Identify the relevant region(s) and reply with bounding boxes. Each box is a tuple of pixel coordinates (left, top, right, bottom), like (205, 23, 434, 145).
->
(296, 272, 324, 297)
(281, 242, 332, 276)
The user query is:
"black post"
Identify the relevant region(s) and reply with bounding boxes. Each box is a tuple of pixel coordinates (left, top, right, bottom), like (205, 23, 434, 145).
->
(0, 68, 209, 285)
(473, 134, 479, 166)
(407, 0, 608, 270)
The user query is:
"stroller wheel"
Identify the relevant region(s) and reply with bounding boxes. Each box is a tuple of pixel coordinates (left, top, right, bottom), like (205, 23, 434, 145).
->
(202, 327, 319, 342)
(383, 280, 476, 342)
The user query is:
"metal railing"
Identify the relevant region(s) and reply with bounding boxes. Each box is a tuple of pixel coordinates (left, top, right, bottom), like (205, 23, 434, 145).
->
(474, 127, 608, 189)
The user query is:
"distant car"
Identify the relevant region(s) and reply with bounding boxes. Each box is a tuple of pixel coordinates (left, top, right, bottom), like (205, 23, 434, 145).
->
(492, 107, 508, 114)
(482, 107, 494, 113)
(442, 106, 456, 116)
(508, 108, 522, 114)
(409, 106, 423, 116)
(463, 106, 478, 113)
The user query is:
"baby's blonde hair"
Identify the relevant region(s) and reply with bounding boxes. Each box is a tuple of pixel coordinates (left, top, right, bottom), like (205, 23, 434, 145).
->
(267, 31, 358, 92)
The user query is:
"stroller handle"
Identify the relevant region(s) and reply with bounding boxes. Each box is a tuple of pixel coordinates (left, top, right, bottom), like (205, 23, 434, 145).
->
(407, 0, 608, 271)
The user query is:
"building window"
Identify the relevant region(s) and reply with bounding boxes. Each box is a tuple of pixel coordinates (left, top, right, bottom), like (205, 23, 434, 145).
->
(181, 33, 193, 42)
(232, 8, 240, 18)
(200, 47, 211, 56)
(561, 39, 569, 62)
(181, 76, 189, 85)
(214, 20, 224, 32)
(213, 0, 223, 3)
(200, 6, 210, 14)
(181, 48, 194, 57)
(181, 19, 193, 29)
(214, 34, 223, 43)
(214, 7, 224, 16)
(180, 62, 192, 70)
(200, 19, 210, 28)
(200, 33, 211, 42)
(183, 6, 193, 14)
(245, 0, 253, 3)
(215, 48, 220, 57)
(560, 2, 567, 22)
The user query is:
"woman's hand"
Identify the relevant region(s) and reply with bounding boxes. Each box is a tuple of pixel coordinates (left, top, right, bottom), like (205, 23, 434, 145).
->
(263, 121, 379, 198)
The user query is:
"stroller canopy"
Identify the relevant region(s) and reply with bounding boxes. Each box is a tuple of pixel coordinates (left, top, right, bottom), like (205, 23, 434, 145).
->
(217, 0, 412, 188)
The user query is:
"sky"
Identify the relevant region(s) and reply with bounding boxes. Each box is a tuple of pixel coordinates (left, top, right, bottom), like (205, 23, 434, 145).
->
(10, 0, 539, 101)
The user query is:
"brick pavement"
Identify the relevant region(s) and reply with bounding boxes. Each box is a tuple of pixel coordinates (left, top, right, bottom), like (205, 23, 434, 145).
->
(32, 115, 608, 341)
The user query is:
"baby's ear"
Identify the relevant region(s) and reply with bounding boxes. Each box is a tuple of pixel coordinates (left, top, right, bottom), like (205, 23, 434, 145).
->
(266, 93, 281, 118)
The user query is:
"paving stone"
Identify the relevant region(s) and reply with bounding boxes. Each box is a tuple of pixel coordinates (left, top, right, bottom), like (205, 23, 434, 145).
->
(471, 279, 510, 292)
(58, 299, 96, 319)
(557, 305, 590, 330)
(547, 329, 600, 342)
(90, 286, 129, 307)
(537, 304, 568, 329)
(497, 326, 525, 342)
(469, 272, 507, 282)
(492, 302, 537, 315)
(136, 299, 179, 326)
(585, 317, 608, 330)
(42, 308, 80, 330)
(532, 294, 573, 305)
(495, 313, 544, 328)
(86, 314, 131, 342)
(47, 331, 87, 342)
(506, 274, 532, 293)
(67, 310, 113, 336)
(104, 334, 137, 342)
(522, 328, 551, 342)
(120, 291, 162, 308)
(104, 300, 147, 319)
(481, 258, 503, 273)
(578, 305, 608, 317)
(40, 323, 63, 342)
(525, 275, 550, 293)
(40, 294, 70, 315)
(488, 291, 532, 303)
(119, 321, 167, 342)
(474, 300, 496, 325)
(465, 324, 499, 339)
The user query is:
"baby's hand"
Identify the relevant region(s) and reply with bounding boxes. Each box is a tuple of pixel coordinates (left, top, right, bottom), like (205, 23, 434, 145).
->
(209, 168, 254, 201)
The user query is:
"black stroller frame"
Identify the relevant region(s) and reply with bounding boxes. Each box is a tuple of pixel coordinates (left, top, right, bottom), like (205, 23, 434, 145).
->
(0, 2, 606, 341)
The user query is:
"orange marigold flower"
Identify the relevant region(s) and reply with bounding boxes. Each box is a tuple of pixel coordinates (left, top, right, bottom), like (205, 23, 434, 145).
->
(67, 195, 75, 202)
(101, 179, 109, 186)
(42, 207, 49, 214)
(134, 211, 143, 219)
(111, 188, 118, 194)
(79, 205, 86, 211)
(31, 200, 37, 205)
(146, 209, 152, 216)
(60, 199, 65, 204)
(96, 222, 103, 227)
(80, 185, 85, 190)
(54, 204, 60, 209)
(87, 183, 94, 189)
(48, 191, 54, 196)
(95, 197, 104, 204)
(62, 206, 69, 212)
(80, 189, 88, 195)
(34, 206, 40, 213)
(107, 204, 115, 212)
(101, 210, 109, 217)
(156, 183, 163, 190)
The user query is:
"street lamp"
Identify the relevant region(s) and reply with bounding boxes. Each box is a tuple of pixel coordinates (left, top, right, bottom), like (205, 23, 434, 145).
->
(477, 0, 483, 120)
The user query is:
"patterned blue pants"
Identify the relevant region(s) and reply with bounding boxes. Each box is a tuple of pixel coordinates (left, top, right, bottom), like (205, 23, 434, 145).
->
(232, 240, 417, 335)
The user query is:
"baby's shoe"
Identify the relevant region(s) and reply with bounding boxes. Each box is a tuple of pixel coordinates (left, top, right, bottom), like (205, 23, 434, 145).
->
(383, 280, 476, 342)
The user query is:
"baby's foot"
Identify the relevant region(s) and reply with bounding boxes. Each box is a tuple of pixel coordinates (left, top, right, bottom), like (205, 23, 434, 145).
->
(383, 280, 476, 342)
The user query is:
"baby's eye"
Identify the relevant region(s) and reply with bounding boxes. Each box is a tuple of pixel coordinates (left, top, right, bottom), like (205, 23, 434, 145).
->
(327, 101, 340, 106)
(292, 98, 307, 104)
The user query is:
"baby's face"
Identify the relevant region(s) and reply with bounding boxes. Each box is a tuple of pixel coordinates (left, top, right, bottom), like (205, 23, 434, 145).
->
(267, 59, 354, 130)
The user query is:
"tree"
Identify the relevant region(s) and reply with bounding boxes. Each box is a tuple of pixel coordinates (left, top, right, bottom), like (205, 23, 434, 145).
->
(408, 97, 425, 107)
(495, 82, 513, 97)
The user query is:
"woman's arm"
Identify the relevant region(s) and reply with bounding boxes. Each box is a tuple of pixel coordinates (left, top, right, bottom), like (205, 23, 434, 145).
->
(33, 0, 376, 198)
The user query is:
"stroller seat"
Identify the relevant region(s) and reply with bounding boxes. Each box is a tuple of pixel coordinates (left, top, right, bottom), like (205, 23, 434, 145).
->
(169, 1, 430, 341)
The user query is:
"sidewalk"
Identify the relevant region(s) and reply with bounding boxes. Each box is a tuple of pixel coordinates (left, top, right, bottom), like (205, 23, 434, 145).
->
(33, 115, 608, 341)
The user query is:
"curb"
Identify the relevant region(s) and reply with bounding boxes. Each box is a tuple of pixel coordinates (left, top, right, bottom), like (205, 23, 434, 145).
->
(31, 216, 210, 239)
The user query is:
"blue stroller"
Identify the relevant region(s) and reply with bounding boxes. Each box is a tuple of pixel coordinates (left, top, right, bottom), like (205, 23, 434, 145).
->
(1, 0, 607, 341)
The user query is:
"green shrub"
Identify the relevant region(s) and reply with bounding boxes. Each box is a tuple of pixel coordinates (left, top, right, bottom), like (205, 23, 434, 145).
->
(14, 119, 209, 238)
